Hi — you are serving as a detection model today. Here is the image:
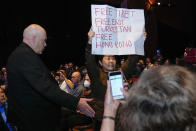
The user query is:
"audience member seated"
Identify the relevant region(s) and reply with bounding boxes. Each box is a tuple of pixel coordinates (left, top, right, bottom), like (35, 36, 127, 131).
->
(0, 85, 7, 106)
(0, 84, 10, 131)
(81, 73, 92, 98)
(101, 65, 196, 131)
(145, 57, 152, 67)
(144, 63, 154, 70)
(67, 71, 84, 98)
(137, 59, 145, 71)
(57, 70, 74, 93)
(60, 72, 91, 130)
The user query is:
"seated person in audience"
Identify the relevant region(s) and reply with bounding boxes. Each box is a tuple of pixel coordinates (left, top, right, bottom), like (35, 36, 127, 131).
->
(0, 84, 9, 131)
(60, 72, 90, 130)
(67, 71, 84, 98)
(81, 73, 92, 98)
(57, 70, 74, 93)
(137, 59, 145, 71)
(144, 63, 154, 70)
(0, 85, 7, 105)
(101, 65, 196, 131)
(145, 57, 152, 66)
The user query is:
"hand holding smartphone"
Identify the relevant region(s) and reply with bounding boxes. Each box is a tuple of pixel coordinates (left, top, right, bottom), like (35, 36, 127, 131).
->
(108, 71, 124, 100)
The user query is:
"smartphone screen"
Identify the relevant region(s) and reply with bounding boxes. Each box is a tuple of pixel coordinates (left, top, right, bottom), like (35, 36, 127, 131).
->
(109, 71, 124, 100)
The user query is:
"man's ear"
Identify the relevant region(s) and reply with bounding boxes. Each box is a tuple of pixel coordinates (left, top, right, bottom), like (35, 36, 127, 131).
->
(31, 35, 36, 45)
(99, 60, 102, 67)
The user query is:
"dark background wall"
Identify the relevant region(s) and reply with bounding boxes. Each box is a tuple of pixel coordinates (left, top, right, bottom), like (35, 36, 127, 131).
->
(0, 1, 92, 70)
(0, 0, 195, 70)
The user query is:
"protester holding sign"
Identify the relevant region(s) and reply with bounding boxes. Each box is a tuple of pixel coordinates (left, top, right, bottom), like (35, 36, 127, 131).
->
(85, 5, 146, 130)
(85, 27, 142, 130)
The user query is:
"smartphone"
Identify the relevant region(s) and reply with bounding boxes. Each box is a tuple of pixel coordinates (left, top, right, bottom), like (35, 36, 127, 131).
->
(108, 71, 124, 100)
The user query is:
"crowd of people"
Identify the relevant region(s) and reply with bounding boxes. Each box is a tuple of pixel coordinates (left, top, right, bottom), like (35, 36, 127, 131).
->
(0, 24, 196, 131)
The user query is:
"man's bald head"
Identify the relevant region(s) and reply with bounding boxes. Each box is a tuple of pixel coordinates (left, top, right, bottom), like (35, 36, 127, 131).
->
(23, 24, 47, 54)
(71, 71, 82, 84)
(23, 24, 46, 38)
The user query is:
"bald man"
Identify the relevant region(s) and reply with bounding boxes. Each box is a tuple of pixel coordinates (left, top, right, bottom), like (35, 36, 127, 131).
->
(6, 24, 95, 131)
(68, 71, 84, 97)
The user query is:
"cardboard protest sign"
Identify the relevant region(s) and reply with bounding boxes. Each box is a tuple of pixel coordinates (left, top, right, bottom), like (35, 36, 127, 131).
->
(91, 4, 145, 55)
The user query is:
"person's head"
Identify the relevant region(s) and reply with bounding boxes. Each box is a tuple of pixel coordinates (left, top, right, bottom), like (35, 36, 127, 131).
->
(98, 55, 116, 72)
(120, 58, 125, 65)
(138, 59, 144, 65)
(1, 67, 6, 73)
(119, 65, 196, 131)
(153, 60, 160, 67)
(146, 63, 154, 69)
(23, 24, 47, 54)
(84, 74, 91, 88)
(80, 67, 88, 75)
(79, 66, 88, 80)
(64, 64, 69, 69)
(57, 70, 66, 82)
(145, 57, 151, 64)
(68, 62, 73, 68)
(71, 71, 81, 84)
(164, 59, 170, 65)
(58, 70, 66, 77)
(0, 84, 6, 90)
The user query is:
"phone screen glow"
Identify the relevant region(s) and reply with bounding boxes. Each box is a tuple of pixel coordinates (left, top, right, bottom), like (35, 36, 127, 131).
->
(110, 74, 124, 99)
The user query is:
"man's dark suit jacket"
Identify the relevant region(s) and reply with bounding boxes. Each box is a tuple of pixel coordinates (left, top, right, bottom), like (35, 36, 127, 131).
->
(6, 43, 79, 131)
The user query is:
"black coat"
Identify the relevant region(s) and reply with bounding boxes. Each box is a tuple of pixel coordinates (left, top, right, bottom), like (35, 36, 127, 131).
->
(6, 43, 79, 131)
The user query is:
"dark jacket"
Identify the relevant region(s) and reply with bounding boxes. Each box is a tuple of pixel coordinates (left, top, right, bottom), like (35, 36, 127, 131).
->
(85, 44, 139, 121)
(6, 43, 79, 131)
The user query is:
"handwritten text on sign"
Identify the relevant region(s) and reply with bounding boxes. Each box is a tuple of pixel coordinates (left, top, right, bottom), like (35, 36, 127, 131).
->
(91, 5, 145, 55)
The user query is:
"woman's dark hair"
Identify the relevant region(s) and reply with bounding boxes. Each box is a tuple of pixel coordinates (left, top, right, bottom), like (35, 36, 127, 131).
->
(118, 65, 196, 131)
(95, 55, 120, 69)
(96, 55, 118, 62)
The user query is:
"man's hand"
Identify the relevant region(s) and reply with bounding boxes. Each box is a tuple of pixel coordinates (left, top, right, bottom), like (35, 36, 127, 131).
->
(103, 80, 129, 117)
(103, 81, 120, 117)
(77, 98, 95, 118)
(88, 27, 95, 44)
